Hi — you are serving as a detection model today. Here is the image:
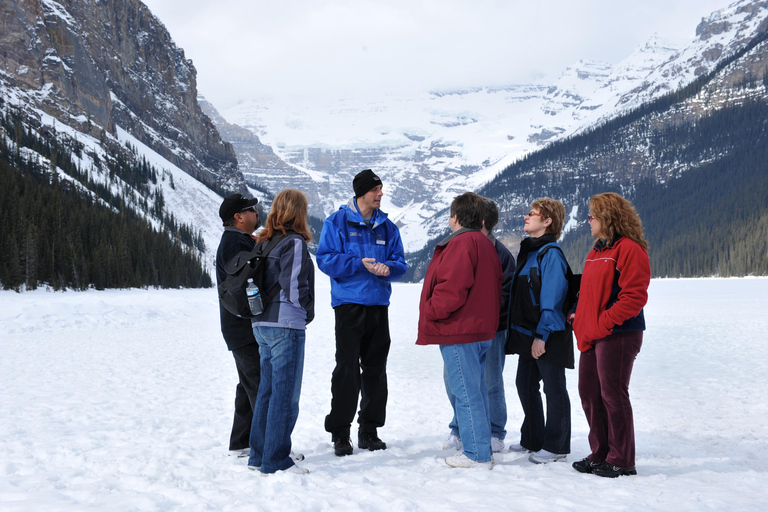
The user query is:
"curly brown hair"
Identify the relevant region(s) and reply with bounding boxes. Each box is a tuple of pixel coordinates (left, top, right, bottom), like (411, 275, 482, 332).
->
(589, 192, 648, 251)
(256, 189, 313, 243)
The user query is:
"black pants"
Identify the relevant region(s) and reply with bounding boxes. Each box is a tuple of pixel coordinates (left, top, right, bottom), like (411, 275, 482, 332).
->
(229, 342, 261, 450)
(515, 356, 571, 454)
(325, 304, 391, 438)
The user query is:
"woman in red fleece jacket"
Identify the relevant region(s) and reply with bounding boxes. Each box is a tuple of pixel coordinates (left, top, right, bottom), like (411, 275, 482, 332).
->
(571, 192, 651, 479)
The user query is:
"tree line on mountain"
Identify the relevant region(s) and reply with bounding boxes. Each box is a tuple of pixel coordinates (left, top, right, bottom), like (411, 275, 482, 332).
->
(486, 96, 768, 278)
(400, 28, 768, 279)
(0, 106, 212, 291)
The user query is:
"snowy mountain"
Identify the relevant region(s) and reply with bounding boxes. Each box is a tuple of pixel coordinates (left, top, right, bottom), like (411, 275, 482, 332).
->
(0, 0, 251, 280)
(218, 0, 768, 253)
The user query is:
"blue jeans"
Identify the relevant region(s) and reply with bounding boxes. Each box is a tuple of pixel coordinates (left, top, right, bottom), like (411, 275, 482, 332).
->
(445, 331, 507, 439)
(441, 340, 493, 463)
(248, 326, 305, 473)
(515, 356, 571, 454)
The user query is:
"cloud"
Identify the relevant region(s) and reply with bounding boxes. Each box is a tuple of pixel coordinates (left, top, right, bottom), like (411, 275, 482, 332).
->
(142, 0, 731, 109)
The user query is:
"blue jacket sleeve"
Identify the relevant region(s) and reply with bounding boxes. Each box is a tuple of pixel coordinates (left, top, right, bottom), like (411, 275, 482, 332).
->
(536, 248, 568, 341)
(381, 223, 407, 281)
(316, 217, 365, 278)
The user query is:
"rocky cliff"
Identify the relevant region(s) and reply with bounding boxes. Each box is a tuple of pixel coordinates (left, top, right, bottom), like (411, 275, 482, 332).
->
(0, 0, 241, 192)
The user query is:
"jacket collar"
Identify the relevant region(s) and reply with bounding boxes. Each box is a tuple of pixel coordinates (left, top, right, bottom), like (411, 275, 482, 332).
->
(437, 227, 478, 247)
(344, 197, 387, 228)
(517, 234, 557, 268)
(224, 226, 252, 236)
(594, 234, 624, 251)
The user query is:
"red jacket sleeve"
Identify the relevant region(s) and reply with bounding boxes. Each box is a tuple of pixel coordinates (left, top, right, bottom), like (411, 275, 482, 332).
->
(600, 241, 650, 330)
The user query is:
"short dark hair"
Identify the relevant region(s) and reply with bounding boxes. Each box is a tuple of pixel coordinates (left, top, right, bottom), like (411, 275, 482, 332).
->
(450, 192, 485, 230)
(483, 198, 499, 233)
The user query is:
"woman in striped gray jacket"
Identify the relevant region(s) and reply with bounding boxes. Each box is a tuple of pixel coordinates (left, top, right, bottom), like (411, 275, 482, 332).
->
(247, 189, 315, 476)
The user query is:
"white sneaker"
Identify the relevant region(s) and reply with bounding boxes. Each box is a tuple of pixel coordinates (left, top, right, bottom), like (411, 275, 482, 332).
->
(283, 464, 309, 475)
(445, 453, 493, 469)
(290, 451, 305, 461)
(230, 448, 249, 458)
(529, 449, 567, 464)
(256, 464, 309, 476)
(491, 437, 505, 453)
(442, 433, 462, 451)
(508, 443, 530, 453)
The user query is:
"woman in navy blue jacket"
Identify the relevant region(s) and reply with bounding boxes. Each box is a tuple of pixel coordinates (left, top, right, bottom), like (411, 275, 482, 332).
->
(507, 198, 573, 464)
(247, 189, 314, 475)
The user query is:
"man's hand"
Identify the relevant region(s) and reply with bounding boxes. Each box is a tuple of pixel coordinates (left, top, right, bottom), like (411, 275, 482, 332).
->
(531, 338, 546, 359)
(362, 258, 390, 276)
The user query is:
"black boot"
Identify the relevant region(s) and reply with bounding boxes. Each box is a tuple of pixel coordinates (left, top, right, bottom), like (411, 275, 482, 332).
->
(333, 436, 353, 456)
(358, 431, 387, 451)
(593, 461, 637, 478)
(572, 457, 601, 474)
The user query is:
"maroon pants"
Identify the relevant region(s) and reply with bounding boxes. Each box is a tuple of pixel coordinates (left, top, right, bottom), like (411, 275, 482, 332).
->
(578, 330, 642, 468)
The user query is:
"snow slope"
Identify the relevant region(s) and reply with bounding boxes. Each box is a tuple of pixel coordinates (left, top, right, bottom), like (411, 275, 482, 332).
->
(2, 278, 767, 511)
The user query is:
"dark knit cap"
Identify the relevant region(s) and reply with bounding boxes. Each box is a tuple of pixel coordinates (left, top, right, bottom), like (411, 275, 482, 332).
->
(219, 193, 258, 222)
(353, 169, 382, 198)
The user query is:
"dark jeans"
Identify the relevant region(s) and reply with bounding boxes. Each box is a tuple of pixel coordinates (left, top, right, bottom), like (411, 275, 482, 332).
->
(229, 342, 261, 450)
(248, 327, 305, 473)
(325, 304, 391, 437)
(515, 356, 571, 454)
(578, 330, 642, 468)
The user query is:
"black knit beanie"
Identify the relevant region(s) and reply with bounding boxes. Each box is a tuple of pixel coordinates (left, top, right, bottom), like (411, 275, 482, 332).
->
(353, 169, 382, 198)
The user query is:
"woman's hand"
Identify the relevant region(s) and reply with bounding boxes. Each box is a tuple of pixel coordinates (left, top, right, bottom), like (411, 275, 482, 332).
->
(532, 338, 546, 359)
(568, 313, 576, 324)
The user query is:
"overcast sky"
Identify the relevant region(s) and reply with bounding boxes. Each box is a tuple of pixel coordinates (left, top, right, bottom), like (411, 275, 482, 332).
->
(141, 0, 733, 110)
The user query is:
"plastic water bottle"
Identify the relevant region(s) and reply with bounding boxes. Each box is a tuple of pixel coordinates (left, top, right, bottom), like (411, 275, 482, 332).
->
(245, 278, 263, 316)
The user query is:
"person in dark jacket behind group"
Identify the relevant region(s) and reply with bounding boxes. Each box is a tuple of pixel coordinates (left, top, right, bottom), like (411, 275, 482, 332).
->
(215, 193, 262, 457)
(507, 197, 573, 464)
(316, 169, 408, 456)
(247, 189, 315, 475)
(418, 192, 502, 469)
(571, 192, 650, 478)
(442, 198, 515, 454)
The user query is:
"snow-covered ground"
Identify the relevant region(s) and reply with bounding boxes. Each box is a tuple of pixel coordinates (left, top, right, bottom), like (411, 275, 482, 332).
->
(2, 278, 767, 511)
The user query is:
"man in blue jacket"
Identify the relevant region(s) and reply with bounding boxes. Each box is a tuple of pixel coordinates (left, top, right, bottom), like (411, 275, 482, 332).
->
(316, 169, 408, 456)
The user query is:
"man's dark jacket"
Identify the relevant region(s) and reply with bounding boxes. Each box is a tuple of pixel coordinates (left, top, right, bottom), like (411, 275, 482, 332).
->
(216, 226, 258, 351)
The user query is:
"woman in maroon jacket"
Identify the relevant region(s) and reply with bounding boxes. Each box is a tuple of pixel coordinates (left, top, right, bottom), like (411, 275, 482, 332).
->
(571, 192, 651, 478)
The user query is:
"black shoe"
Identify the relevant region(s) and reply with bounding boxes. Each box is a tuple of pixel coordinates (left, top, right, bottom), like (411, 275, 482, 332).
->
(333, 437, 353, 457)
(593, 461, 637, 478)
(358, 431, 387, 451)
(572, 457, 601, 474)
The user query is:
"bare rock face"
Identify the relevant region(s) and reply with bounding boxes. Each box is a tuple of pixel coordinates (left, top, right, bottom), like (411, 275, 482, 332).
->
(0, 0, 241, 191)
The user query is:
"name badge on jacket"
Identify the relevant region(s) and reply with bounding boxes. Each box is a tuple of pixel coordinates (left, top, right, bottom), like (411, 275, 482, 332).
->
(376, 239, 386, 245)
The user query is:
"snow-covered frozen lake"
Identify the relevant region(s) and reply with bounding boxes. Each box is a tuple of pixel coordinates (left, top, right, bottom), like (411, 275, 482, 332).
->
(2, 278, 767, 511)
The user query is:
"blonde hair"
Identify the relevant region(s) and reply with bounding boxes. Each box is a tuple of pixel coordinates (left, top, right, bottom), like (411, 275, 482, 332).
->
(257, 189, 313, 243)
(531, 197, 566, 237)
(589, 192, 648, 251)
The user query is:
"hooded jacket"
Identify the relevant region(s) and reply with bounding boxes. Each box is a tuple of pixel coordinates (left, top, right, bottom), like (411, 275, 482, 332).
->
(573, 235, 650, 351)
(316, 198, 407, 308)
(416, 229, 502, 345)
